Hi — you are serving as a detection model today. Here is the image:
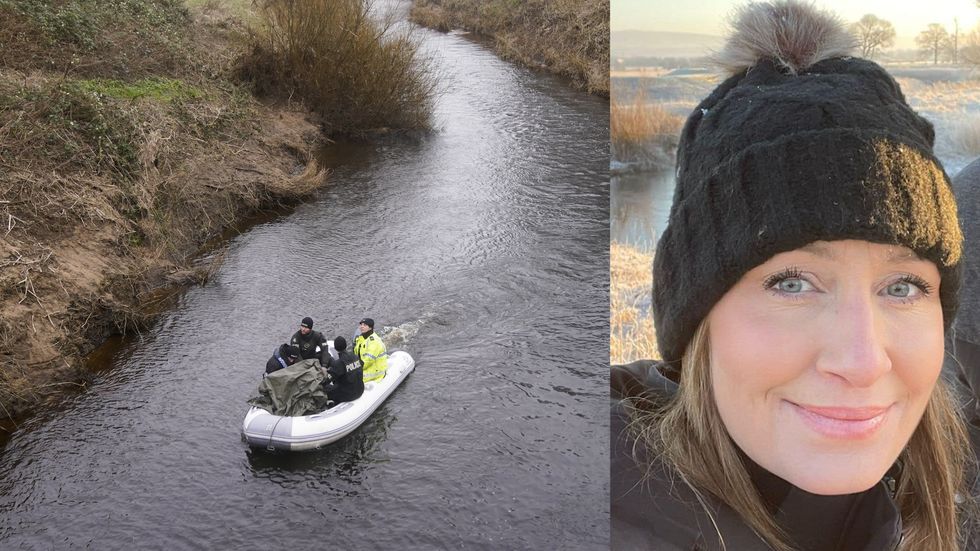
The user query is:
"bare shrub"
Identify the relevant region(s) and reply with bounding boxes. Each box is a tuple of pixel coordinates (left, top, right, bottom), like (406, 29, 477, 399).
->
(240, 0, 438, 136)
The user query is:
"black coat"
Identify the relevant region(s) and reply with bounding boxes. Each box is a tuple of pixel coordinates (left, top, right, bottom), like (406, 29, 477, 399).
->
(611, 360, 905, 551)
(326, 350, 364, 404)
(290, 330, 327, 364)
(265, 344, 292, 374)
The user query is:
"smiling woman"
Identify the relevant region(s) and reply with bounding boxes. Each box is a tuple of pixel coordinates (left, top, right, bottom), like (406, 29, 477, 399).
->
(610, 1, 976, 550)
(710, 241, 946, 496)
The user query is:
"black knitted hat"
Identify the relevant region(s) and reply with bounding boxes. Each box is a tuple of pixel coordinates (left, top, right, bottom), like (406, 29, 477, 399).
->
(334, 336, 347, 351)
(652, 0, 962, 366)
(301, 317, 313, 329)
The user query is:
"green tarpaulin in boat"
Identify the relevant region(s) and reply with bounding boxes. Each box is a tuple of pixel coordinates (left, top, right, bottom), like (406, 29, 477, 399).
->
(247, 358, 331, 416)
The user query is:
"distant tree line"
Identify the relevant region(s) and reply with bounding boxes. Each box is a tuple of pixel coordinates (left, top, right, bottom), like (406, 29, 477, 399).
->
(611, 56, 711, 71)
(616, 14, 980, 69)
(851, 13, 980, 66)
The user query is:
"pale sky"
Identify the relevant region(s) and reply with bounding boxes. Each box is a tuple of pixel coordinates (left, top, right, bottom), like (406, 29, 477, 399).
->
(612, 0, 980, 41)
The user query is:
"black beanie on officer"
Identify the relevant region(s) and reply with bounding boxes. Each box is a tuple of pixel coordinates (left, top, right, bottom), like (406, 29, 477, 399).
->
(652, 0, 962, 366)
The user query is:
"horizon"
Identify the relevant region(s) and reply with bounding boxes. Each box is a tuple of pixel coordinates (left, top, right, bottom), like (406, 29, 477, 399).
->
(611, 0, 980, 47)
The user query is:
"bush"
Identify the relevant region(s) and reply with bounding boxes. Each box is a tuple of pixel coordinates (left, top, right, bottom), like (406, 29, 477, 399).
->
(239, 0, 437, 136)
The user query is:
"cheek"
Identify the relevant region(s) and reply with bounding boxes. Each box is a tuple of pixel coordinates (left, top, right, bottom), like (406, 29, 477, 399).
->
(709, 298, 814, 404)
(708, 298, 816, 451)
(887, 310, 945, 404)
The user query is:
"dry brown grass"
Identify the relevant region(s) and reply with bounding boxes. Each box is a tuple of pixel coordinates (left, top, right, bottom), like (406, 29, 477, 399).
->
(410, 0, 609, 96)
(611, 91, 684, 168)
(239, 0, 438, 137)
(610, 242, 660, 364)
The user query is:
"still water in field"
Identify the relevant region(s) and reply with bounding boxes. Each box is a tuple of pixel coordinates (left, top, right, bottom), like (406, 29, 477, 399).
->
(0, 13, 609, 551)
(611, 169, 673, 250)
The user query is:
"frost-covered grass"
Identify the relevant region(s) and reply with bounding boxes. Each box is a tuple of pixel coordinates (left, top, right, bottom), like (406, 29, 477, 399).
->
(894, 74, 980, 175)
(610, 242, 659, 364)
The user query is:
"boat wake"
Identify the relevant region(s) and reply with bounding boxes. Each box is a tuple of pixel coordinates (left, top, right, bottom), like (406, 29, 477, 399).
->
(379, 311, 437, 347)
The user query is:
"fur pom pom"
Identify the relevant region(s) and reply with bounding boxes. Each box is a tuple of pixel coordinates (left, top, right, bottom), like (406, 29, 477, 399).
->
(713, 0, 858, 75)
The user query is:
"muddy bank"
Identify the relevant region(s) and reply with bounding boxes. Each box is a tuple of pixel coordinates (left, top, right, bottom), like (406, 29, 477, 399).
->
(0, 2, 326, 431)
(410, 0, 610, 96)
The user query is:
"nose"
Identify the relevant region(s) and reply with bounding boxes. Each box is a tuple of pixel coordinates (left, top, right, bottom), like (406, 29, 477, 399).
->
(814, 291, 892, 387)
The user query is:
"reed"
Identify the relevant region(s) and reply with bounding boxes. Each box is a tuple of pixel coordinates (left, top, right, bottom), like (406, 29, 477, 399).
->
(611, 91, 683, 169)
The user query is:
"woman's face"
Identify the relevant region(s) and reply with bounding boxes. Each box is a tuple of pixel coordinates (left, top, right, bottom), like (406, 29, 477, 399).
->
(707, 239, 944, 495)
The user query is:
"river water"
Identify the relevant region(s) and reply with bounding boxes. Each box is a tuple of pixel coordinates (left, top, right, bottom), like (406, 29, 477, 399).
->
(610, 169, 673, 250)
(0, 16, 609, 551)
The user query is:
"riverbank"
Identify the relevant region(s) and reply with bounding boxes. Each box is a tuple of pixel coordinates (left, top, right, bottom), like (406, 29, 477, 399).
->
(410, 0, 609, 96)
(0, 1, 392, 432)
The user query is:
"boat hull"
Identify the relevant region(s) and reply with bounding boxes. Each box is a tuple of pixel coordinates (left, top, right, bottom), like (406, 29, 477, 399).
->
(242, 350, 415, 451)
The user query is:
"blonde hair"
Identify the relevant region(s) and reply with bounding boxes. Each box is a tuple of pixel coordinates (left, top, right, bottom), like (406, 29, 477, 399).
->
(628, 321, 974, 551)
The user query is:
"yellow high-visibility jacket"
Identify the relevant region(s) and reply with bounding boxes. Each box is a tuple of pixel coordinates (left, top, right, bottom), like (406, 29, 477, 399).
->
(354, 332, 388, 383)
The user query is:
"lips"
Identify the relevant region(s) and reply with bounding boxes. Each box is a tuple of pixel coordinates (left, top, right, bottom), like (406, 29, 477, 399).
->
(788, 401, 890, 439)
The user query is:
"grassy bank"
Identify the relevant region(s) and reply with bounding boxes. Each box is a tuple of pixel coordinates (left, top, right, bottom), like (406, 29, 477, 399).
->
(610, 242, 659, 365)
(410, 0, 609, 96)
(0, 0, 436, 431)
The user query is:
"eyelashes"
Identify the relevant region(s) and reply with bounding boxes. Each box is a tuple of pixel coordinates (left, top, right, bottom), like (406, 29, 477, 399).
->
(896, 273, 933, 297)
(762, 267, 934, 301)
(763, 267, 804, 291)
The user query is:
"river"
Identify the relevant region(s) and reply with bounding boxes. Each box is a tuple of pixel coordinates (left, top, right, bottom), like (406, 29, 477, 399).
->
(0, 12, 609, 551)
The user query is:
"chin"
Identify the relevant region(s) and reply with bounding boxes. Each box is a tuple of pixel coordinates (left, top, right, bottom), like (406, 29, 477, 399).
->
(774, 459, 888, 496)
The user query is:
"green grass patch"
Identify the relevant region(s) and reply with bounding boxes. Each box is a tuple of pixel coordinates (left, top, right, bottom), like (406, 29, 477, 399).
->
(0, 0, 188, 51)
(74, 77, 203, 102)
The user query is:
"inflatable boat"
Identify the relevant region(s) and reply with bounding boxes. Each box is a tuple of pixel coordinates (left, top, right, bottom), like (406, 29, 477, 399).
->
(242, 350, 415, 451)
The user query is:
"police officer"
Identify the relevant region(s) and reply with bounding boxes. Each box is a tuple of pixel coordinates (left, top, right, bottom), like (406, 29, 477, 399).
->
(265, 343, 301, 374)
(353, 318, 387, 382)
(290, 317, 328, 365)
(324, 336, 364, 404)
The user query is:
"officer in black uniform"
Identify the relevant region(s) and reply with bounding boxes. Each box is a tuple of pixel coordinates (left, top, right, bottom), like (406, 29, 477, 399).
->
(290, 317, 328, 365)
(324, 336, 364, 404)
(265, 344, 301, 374)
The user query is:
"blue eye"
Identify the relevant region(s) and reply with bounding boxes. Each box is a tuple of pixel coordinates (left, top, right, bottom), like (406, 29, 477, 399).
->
(886, 281, 915, 298)
(883, 274, 933, 301)
(776, 278, 808, 293)
(763, 268, 815, 295)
